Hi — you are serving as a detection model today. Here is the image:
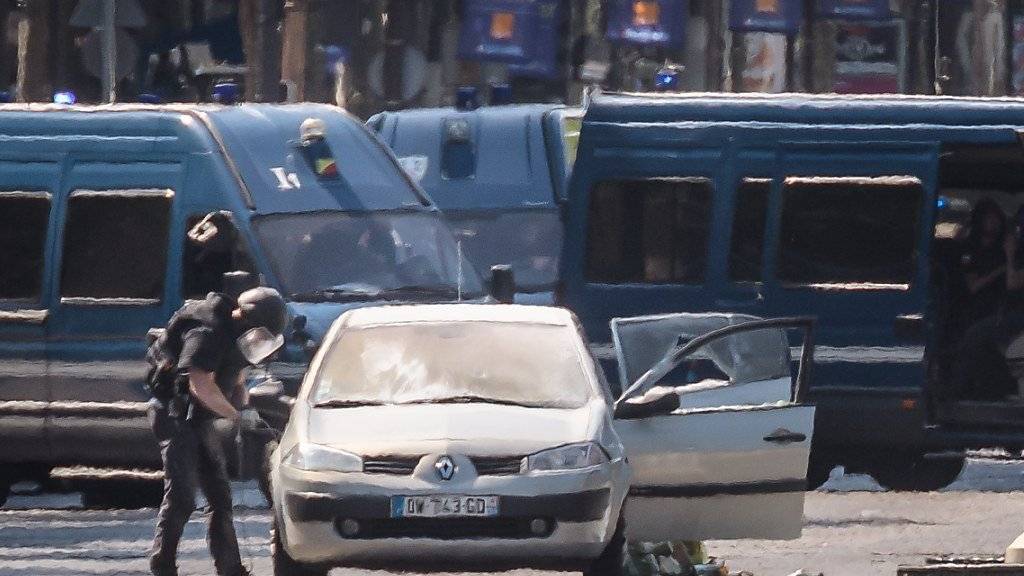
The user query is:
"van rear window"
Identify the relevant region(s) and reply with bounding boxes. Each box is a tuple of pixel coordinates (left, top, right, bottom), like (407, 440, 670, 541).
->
(0, 193, 50, 301)
(779, 177, 922, 288)
(586, 178, 712, 284)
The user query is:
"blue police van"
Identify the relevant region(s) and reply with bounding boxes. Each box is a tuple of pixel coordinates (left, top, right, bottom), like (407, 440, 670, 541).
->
(561, 92, 1024, 491)
(369, 103, 581, 303)
(0, 103, 484, 506)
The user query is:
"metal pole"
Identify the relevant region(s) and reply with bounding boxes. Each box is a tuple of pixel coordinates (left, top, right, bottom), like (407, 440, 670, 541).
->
(101, 0, 116, 103)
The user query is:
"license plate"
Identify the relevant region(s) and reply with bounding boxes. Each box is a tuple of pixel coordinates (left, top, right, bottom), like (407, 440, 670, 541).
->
(392, 495, 499, 518)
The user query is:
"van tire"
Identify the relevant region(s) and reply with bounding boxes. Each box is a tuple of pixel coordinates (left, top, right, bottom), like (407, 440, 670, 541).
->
(271, 516, 329, 576)
(870, 454, 965, 492)
(0, 477, 10, 508)
(583, 514, 626, 576)
(81, 481, 164, 509)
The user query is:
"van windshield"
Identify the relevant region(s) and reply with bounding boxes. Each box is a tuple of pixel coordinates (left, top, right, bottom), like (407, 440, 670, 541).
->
(252, 211, 485, 301)
(313, 321, 592, 409)
(446, 209, 562, 292)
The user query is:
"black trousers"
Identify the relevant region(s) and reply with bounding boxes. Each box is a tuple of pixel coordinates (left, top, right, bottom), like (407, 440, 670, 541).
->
(148, 406, 244, 576)
(952, 312, 1024, 401)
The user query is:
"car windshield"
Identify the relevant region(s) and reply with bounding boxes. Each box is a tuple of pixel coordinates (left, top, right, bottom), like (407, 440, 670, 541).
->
(446, 209, 562, 291)
(252, 211, 484, 301)
(313, 321, 592, 409)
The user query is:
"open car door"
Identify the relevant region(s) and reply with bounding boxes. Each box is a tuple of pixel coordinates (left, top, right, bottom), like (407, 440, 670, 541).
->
(612, 314, 816, 541)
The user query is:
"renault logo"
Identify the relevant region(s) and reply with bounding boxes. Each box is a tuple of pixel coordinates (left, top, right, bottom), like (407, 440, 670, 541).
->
(435, 455, 456, 481)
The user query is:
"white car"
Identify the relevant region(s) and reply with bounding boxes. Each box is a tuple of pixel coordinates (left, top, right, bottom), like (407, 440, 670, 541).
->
(269, 304, 815, 576)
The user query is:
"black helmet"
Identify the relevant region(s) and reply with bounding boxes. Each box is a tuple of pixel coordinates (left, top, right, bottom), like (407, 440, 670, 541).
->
(237, 287, 287, 336)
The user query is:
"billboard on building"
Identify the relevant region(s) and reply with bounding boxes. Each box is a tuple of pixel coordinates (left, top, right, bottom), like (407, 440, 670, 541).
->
(830, 20, 905, 93)
(507, 0, 562, 79)
(459, 0, 549, 65)
(605, 0, 688, 47)
(729, 0, 803, 34)
(816, 0, 891, 20)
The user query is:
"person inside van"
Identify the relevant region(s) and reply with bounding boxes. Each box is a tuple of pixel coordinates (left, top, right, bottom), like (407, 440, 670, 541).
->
(952, 201, 1024, 401)
(962, 198, 1007, 325)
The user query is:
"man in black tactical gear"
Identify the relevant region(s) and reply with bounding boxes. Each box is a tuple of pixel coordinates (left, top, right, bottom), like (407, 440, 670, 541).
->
(147, 286, 287, 576)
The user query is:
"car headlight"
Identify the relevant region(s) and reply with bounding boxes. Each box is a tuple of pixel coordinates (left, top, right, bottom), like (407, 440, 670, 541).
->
(527, 442, 609, 472)
(283, 443, 362, 473)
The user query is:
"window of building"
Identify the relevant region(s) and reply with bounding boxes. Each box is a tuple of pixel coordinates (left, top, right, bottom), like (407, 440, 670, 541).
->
(586, 178, 713, 284)
(778, 177, 922, 287)
(60, 190, 173, 301)
(729, 178, 770, 283)
(0, 192, 51, 301)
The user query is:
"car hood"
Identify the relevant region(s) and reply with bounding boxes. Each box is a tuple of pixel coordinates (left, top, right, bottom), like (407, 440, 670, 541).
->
(305, 402, 594, 456)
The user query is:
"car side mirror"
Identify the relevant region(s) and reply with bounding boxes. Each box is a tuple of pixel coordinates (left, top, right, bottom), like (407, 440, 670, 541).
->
(614, 392, 680, 420)
(490, 265, 516, 304)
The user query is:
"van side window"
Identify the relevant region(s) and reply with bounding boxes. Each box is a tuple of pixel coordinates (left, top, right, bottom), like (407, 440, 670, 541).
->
(779, 177, 922, 287)
(60, 190, 173, 301)
(182, 212, 256, 300)
(586, 178, 713, 284)
(729, 179, 771, 283)
(0, 192, 50, 301)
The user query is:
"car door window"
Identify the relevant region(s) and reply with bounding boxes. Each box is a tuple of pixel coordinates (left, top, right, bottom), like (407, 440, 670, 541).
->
(613, 313, 805, 410)
(0, 192, 50, 304)
(778, 176, 923, 288)
(60, 190, 173, 303)
(586, 178, 713, 284)
(729, 178, 770, 283)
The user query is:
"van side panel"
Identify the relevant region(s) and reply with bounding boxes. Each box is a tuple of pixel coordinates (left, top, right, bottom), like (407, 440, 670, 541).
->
(0, 158, 65, 462)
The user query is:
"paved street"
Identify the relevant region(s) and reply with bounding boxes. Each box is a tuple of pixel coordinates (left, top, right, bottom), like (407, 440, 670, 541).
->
(2, 459, 1023, 576)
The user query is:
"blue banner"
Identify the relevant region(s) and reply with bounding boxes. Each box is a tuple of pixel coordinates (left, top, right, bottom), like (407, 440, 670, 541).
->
(458, 0, 542, 65)
(508, 0, 562, 79)
(816, 0, 891, 20)
(605, 0, 688, 47)
(728, 0, 803, 34)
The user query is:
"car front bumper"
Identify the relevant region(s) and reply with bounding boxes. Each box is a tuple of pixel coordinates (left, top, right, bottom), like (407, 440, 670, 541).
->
(274, 458, 629, 569)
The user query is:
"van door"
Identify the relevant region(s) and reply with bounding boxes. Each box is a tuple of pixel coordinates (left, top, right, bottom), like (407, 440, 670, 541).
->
(0, 159, 63, 466)
(613, 316, 815, 540)
(763, 144, 937, 451)
(46, 159, 183, 465)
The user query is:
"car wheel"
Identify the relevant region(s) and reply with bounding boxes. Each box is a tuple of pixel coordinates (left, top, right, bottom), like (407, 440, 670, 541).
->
(259, 440, 278, 507)
(583, 514, 626, 576)
(271, 516, 329, 576)
(871, 454, 965, 492)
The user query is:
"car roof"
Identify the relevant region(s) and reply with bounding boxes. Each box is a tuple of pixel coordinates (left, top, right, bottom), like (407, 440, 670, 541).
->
(339, 304, 576, 328)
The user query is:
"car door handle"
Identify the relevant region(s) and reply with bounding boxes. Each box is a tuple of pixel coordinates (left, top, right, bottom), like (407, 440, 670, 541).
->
(763, 429, 807, 444)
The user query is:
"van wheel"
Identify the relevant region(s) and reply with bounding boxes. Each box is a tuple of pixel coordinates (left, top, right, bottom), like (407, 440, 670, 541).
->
(271, 516, 328, 576)
(583, 515, 626, 576)
(871, 454, 965, 492)
(81, 481, 164, 509)
(0, 477, 10, 508)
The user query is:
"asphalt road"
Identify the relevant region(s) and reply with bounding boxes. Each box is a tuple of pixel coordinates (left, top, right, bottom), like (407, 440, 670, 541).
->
(2, 459, 1023, 576)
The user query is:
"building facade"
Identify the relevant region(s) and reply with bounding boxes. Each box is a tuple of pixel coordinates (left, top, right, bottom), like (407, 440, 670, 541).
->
(5, 1, 1024, 116)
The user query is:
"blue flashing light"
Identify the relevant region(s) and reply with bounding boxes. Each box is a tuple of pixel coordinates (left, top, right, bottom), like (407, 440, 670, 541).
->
(654, 66, 680, 92)
(0, 91, 11, 104)
(138, 93, 162, 104)
(937, 197, 948, 210)
(212, 82, 240, 104)
(490, 83, 512, 105)
(455, 86, 479, 111)
(53, 90, 77, 105)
